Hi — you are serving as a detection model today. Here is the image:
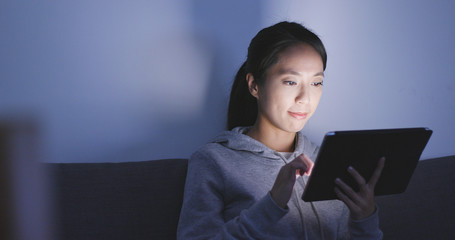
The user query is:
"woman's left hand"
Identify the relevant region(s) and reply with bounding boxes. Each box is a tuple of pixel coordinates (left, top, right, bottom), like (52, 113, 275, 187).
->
(334, 157, 385, 220)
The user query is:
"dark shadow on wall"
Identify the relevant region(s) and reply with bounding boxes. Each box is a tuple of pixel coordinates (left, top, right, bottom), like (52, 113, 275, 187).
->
(154, 0, 264, 157)
(103, 1, 264, 161)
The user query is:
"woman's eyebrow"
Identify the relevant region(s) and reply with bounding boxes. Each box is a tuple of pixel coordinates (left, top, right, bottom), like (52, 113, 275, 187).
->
(278, 69, 324, 77)
(314, 72, 324, 77)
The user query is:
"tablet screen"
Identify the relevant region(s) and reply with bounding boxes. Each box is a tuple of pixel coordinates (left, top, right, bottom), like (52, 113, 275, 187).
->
(302, 128, 432, 202)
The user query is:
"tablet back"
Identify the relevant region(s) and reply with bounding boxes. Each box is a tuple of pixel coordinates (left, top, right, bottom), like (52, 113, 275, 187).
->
(302, 128, 432, 202)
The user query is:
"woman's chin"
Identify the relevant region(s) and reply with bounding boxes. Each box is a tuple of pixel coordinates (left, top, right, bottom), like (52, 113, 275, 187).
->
(285, 124, 307, 133)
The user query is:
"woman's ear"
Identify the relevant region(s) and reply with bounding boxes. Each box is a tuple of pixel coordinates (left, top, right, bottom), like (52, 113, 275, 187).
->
(246, 73, 259, 98)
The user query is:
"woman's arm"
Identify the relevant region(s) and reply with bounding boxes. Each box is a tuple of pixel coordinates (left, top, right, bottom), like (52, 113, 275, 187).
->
(176, 151, 289, 239)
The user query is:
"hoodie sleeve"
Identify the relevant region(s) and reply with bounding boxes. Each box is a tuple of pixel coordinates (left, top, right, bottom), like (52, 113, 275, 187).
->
(177, 150, 288, 240)
(348, 206, 383, 240)
(337, 205, 383, 240)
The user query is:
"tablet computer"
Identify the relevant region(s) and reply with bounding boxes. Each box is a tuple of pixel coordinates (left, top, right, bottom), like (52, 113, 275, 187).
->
(302, 127, 432, 202)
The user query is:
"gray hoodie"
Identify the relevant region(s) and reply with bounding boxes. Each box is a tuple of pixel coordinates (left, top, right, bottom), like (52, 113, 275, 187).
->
(177, 127, 382, 240)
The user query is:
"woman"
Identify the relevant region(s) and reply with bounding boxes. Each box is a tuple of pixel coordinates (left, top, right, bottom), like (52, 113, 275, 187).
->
(177, 21, 384, 239)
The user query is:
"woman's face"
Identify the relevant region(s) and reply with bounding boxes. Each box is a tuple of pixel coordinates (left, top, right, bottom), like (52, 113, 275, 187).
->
(250, 43, 324, 134)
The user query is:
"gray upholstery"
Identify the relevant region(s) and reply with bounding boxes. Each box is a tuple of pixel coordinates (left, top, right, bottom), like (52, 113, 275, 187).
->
(48, 156, 455, 240)
(49, 159, 187, 240)
(376, 156, 455, 240)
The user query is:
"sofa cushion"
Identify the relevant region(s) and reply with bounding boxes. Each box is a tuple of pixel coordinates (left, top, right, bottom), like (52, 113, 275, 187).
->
(376, 156, 455, 240)
(49, 158, 188, 240)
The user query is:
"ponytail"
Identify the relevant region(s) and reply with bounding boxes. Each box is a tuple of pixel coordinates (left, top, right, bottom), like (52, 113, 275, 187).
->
(227, 62, 258, 130)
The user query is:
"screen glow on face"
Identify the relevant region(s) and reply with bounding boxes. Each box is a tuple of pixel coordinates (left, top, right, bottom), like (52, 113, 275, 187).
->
(255, 43, 324, 134)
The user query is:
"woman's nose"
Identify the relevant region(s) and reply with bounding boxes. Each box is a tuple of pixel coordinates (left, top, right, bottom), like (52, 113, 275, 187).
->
(296, 86, 310, 104)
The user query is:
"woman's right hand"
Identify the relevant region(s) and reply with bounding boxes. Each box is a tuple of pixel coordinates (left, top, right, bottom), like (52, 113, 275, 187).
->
(270, 154, 314, 208)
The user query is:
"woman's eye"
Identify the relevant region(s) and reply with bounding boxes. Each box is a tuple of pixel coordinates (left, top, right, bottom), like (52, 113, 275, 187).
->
(284, 81, 297, 86)
(311, 81, 324, 87)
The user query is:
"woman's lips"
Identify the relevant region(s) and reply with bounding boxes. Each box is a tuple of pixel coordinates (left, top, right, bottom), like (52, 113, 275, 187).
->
(288, 111, 308, 120)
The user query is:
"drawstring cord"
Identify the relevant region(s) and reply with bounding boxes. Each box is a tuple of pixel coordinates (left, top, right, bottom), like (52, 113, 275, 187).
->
(294, 182, 309, 240)
(302, 176, 325, 240)
(275, 152, 325, 240)
(275, 152, 308, 240)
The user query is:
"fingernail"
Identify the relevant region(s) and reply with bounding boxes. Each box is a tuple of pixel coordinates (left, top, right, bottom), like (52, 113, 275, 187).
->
(348, 166, 353, 171)
(335, 178, 341, 183)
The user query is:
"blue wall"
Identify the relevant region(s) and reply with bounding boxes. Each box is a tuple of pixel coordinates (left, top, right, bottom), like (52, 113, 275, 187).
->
(1, 0, 454, 162)
(265, 0, 455, 159)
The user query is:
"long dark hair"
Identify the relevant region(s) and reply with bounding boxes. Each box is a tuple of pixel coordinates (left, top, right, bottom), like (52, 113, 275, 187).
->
(227, 21, 327, 130)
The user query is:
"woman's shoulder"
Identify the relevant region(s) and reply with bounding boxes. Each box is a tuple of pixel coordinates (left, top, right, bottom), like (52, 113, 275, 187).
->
(189, 127, 269, 165)
(189, 133, 237, 166)
(191, 141, 227, 160)
(186, 142, 226, 174)
(191, 127, 254, 157)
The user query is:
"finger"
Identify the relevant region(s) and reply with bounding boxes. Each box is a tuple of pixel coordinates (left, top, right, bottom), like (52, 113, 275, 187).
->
(334, 178, 362, 204)
(334, 187, 361, 213)
(291, 154, 312, 175)
(347, 166, 367, 191)
(301, 154, 314, 175)
(368, 157, 386, 187)
(293, 154, 314, 175)
(276, 164, 299, 185)
(286, 161, 307, 179)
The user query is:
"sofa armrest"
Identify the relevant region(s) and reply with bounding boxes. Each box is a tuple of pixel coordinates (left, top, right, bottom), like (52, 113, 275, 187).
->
(49, 158, 188, 240)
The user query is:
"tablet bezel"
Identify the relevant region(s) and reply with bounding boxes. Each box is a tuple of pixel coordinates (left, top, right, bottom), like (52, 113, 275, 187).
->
(302, 127, 432, 202)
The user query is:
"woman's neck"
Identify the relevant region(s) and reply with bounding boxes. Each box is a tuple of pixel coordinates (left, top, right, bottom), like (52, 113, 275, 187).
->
(246, 123, 296, 152)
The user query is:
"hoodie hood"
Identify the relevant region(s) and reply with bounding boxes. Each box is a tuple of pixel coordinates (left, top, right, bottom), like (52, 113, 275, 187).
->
(212, 126, 319, 162)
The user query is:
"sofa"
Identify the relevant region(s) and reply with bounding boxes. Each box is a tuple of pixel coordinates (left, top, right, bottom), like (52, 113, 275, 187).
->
(48, 156, 455, 240)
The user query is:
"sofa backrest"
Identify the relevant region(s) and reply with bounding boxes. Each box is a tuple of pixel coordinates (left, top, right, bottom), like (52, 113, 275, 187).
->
(48, 156, 455, 239)
(48, 158, 188, 240)
(375, 156, 455, 239)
